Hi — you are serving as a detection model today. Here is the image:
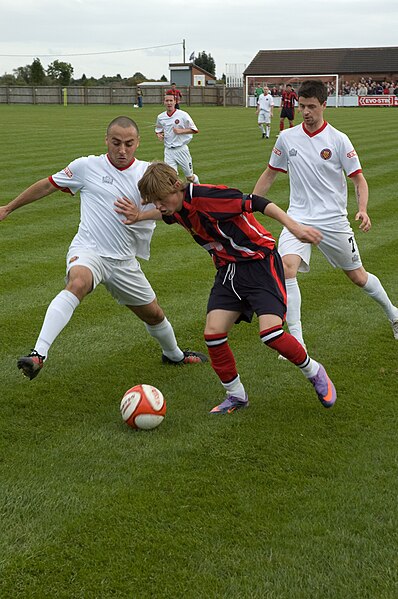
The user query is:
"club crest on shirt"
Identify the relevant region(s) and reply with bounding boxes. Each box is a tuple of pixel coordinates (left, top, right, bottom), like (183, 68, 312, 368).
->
(63, 167, 73, 178)
(174, 119, 180, 124)
(320, 148, 332, 160)
(289, 148, 297, 156)
(102, 175, 114, 184)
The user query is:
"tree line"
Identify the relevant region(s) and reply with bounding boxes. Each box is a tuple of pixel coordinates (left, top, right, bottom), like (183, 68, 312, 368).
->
(0, 51, 218, 87)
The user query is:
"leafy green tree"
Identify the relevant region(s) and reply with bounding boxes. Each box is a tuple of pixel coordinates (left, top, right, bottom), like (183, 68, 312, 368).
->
(194, 51, 216, 76)
(30, 58, 46, 85)
(0, 73, 17, 85)
(131, 72, 147, 85)
(160, 74, 168, 82)
(47, 60, 74, 86)
(13, 65, 31, 84)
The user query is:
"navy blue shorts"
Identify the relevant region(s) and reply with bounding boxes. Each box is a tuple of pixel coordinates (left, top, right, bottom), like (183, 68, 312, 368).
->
(207, 253, 287, 324)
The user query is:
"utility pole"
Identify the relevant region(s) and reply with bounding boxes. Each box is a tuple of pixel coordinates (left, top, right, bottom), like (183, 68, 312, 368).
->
(183, 39, 186, 63)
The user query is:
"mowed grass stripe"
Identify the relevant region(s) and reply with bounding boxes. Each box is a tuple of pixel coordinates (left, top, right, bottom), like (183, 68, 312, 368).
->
(1, 104, 397, 598)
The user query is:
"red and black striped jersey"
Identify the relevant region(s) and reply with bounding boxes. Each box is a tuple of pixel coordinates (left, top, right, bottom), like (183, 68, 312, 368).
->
(162, 184, 276, 269)
(281, 90, 298, 109)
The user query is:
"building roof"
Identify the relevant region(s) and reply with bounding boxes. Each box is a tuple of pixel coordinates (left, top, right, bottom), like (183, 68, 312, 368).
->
(244, 47, 398, 76)
(169, 63, 216, 79)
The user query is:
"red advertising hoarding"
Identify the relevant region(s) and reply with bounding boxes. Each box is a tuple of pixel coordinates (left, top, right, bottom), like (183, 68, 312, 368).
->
(358, 95, 398, 106)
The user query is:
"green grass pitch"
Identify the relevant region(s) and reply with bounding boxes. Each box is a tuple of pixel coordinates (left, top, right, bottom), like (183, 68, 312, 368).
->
(0, 103, 397, 598)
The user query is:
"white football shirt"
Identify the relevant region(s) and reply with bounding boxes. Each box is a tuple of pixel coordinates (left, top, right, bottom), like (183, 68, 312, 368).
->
(257, 93, 274, 112)
(268, 122, 362, 226)
(155, 108, 198, 149)
(50, 155, 156, 260)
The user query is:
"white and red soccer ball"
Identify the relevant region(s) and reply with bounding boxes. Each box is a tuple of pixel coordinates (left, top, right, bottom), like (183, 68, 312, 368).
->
(120, 384, 166, 430)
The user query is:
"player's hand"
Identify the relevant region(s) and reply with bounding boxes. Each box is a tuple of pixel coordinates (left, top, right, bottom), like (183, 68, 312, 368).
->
(295, 225, 323, 245)
(114, 197, 140, 224)
(355, 211, 371, 232)
(172, 127, 181, 134)
(0, 205, 11, 221)
(156, 132, 164, 141)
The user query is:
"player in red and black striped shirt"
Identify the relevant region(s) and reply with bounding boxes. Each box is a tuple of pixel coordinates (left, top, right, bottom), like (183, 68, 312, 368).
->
(280, 84, 298, 131)
(117, 162, 337, 413)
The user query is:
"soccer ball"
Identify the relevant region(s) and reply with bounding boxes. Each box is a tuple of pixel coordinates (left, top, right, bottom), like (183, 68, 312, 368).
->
(120, 384, 166, 430)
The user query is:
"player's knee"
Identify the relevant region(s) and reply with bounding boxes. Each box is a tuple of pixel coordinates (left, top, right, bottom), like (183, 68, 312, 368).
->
(145, 305, 165, 325)
(344, 267, 367, 287)
(66, 277, 91, 299)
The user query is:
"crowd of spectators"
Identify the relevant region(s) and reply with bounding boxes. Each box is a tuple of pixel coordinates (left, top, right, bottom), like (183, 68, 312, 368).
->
(340, 77, 398, 96)
(252, 78, 398, 98)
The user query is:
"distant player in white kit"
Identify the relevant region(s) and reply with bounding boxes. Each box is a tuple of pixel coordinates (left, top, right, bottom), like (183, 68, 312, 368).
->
(155, 94, 200, 183)
(0, 116, 207, 379)
(254, 79, 398, 347)
(256, 86, 274, 139)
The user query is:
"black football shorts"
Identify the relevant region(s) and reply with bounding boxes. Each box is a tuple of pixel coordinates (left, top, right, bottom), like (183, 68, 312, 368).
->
(207, 252, 287, 324)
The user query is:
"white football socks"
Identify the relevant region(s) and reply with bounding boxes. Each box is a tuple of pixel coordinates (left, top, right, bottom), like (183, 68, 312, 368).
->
(300, 358, 319, 379)
(144, 317, 184, 362)
(285, 278, 306, 347)
(35, 290, 80, 358)
(221, 374, 246, 400)
(362, 273, 398, 320)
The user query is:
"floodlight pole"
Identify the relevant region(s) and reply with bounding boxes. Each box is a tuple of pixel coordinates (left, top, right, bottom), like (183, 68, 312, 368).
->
(183, 39, 185, 63)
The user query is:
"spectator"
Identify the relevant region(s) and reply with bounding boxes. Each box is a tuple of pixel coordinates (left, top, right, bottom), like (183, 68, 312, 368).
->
(375, 83, 383, 95)
(349, 83, 357, 96)
(136, 88, 143, 108)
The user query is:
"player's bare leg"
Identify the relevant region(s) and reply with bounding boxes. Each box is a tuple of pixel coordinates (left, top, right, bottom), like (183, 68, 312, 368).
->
(17, 266, 92, 380)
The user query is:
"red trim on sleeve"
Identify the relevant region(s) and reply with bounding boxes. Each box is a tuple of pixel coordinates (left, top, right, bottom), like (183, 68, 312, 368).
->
(48, 176, 73, 195)
(268, 164, 287, 173)
(348, 169, 363, 178)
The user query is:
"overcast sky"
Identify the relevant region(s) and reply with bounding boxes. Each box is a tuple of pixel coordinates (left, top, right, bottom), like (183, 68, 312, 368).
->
(0, 0, 396, 80)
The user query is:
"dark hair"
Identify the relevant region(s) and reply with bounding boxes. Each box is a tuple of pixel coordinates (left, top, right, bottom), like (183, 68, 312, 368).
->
(107, 116, 139, 136)
(298, 80, 328, 103)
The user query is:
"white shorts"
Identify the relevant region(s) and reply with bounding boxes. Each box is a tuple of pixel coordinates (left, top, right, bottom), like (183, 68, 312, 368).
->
(66, 247, 156, 306)
(165, 145, 194, 177)
(258, 110, 271, 124)
(278, 224, 363, 272)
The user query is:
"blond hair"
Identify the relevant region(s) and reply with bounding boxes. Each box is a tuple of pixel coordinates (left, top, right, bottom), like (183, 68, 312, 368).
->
(138, 162, 186, 204)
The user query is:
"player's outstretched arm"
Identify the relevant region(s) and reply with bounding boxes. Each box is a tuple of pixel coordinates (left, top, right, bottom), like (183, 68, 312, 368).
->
(114, 196, 162, 224)
(0, 178, 56, 222)
(253, 167, 278, 197)
(264, 202, 322, 245)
